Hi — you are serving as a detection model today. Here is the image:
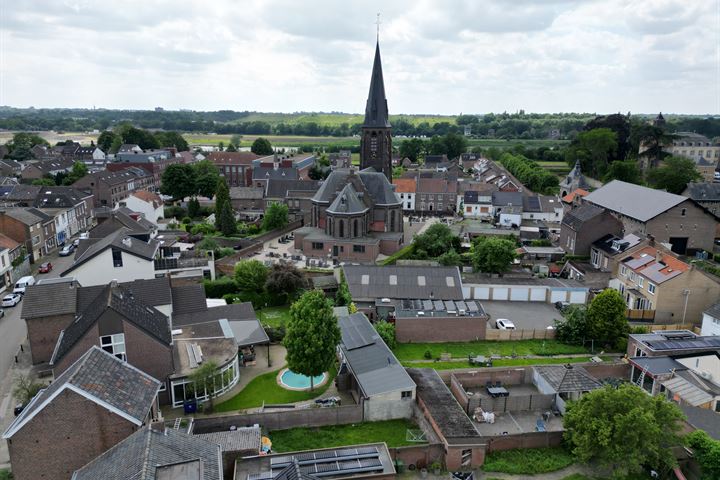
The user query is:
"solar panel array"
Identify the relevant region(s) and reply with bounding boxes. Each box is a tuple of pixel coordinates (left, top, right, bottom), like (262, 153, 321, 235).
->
(399, 299, 484, 315)
(265, 446, 383, 479)
(343, 323, 376, 350)
(647, 337, 720, 351)
(525, 196, 541, 211)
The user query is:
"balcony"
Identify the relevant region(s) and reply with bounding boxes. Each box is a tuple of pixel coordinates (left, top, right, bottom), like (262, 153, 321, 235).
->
(154, 250, 213, 271)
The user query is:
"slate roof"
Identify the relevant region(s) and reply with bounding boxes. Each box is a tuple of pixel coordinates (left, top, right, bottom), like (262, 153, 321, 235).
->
(534, 365, 602, 393)
(194, 426, 261, 453)
(265, 179, 321, 198)
(72, 426, 222, 480)
(2, 207, 51, 226)
(51, 285, 172, 365)
(363, 42, 390, 128)
(585, 180, 688, 222)
(172, 302, 257, 327)
(338, 312, 415, 397)
(343, 265, 463, 301)
(326, 183, 369, 214)
(684, 182, 720, 202)
(628, 356, 688, 376)
(592, 233, 643, 255)
(314, 169, 399, 206)
(32, 186, 91, 208)
(4, 346, 160, 439)
(171, 284, 209, 315)
(21, 279, 78, 319)
(491, 191, 523, 207)
(230, 187, 265, 200)
(252, 167, 299, 181)
(704, 301, 720, 320)
(680, 405, 720, 440)
(562, 204, 605, 230)
(124, 277, 173, 306)
(407, 368, 479, 439)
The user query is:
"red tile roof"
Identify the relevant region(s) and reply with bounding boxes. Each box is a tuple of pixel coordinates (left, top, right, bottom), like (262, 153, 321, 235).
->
(0, 233, 21, 251)
(562, 188, 589, 203)
(392, 178, 416, 193)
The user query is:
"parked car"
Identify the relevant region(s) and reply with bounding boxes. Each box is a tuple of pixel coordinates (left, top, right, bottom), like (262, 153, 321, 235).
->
(73, 238, 81, 247)
(59, 244, 75, 256)
(495, 319, 516, 330)
(13, 275, 35, 294)
(554, 301, 570, 311)
(2, 293, 22, 307)
(38, 262, 53, 273)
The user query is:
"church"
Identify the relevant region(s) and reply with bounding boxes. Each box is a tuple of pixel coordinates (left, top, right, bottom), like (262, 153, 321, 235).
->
(293, 40, 405, 262)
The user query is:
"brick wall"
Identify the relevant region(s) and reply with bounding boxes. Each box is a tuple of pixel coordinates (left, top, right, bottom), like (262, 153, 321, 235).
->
(7, 389, 141, 480)
(645, 201, 716, 253)
(26, 314, 74, 364)
(122, 320, 174, 382)
(396, 316, 487, 343)
(483, 431, 563, 452)
(388, 444, 445, 470)
(53, 323, 100, 375)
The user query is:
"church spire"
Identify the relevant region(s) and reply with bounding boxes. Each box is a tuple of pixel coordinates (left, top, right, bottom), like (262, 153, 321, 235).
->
(363, 41, 391, 128)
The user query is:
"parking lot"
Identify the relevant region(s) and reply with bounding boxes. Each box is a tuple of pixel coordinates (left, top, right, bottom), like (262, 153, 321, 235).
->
(482, 301, 566, 330)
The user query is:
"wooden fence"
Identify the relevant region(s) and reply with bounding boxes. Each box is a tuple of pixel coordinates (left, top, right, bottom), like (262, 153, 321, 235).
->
(485, 329, 556, 341)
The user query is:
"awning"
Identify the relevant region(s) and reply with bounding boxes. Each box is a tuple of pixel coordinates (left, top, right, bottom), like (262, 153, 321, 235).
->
(662, 376, 714, 407)
(228, 319, 270, 347)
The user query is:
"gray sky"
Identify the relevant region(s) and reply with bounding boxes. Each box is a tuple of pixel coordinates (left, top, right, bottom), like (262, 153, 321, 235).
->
(1, 0, 718, 115)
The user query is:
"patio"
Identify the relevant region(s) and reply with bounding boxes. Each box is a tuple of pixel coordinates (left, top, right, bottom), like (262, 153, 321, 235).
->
(474, 410, 564, 436)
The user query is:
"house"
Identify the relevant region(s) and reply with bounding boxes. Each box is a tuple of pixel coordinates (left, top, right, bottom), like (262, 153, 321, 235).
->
(208, 151, 264, 187)
(589, 232, 646, 274)
(460, 152, 481, 170)
(230, 187, 265, 215)
(392, 177, 416, 212)
(612, 244, 720, 323)
(0, 158, 23, 177)
(683, 182, 720, 219)
(251, 164, 300, 189)
(0, 232, 23, 270)
(532, 364, 602, 414)
(251, 154, 316, 188)
(73, 167, 156, 207)
(522, 194, 564, 227)
(108, 149, 180, 184)
(391, 298, 488, 342)
(628, 330, 720, 358)
(335, 308, 416, 421)
(2, 346, 161, 480)
(415, 176, 458, 215)
(560, 204, 623, 255)
(123, 190, 164, 225)
(0, 247, 10, 293)
(294, 168, 404, 262)
(0, 207, 57, 262)
(700, 302, 720, 336)
(72, 424, 223, 480)
(492, 191, 523, 227)
(459, 182, 498, 219)
(20, 157, 75, 181)
(583, 180, 717, 254)
(559, 160, 589, 198)
(559, 260, 611, 292)
(117, 143, 142, 154)
(264, 178, 321, 223)
(560, 188, 589, 210)
(666, 132, 720, 165)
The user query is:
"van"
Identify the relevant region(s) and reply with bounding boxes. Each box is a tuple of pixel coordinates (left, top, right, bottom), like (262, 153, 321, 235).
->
(13, 276, 36, 295)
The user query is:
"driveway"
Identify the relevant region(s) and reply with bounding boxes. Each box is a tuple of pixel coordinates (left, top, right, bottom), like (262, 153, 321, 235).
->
(482, 301, 564, 330)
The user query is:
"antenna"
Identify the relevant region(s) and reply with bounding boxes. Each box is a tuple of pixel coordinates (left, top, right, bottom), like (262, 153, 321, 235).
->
(376, 13, 381, 41)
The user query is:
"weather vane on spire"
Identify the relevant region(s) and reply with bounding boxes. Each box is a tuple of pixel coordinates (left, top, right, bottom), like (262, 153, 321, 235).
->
(376, 13, 381, 41)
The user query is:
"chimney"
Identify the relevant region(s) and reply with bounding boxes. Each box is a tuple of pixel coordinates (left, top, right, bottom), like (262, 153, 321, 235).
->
(647, 234, 655, 246)
(150, 421, 166, 434)
(655, 249, 662, 263)
(110, 279, 118, 288)
(122, 236, 132, 248)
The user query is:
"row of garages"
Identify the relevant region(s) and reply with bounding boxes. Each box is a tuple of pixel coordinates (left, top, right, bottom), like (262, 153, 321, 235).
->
(463, 281, 588, 305)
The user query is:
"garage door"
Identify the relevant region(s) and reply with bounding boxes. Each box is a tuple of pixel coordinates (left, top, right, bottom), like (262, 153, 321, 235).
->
(510, 287, 529, 301)
(530, 288, 546, 302)
(492, 287, 509, 300)
(473, 287, 490, 300)
(569, 291, 587, 304)
(550, 290, 567, 303)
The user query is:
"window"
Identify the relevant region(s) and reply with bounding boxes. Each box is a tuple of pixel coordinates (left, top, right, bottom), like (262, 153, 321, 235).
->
(312, 242, 324, 250)
(620, 265, 627, 276)
(461, 449, 472, 467)
(101, 333, 126, 361)
(637, 277, 643, 288)
(648, 283, 656, 294)
(353, 245, 365, 253)
(591, 249, 600, 267)
(112, 248, 123, 267)
(681, 208, 686, 217)
(401, 390, 412, 399)
(32, 235, 40, 246)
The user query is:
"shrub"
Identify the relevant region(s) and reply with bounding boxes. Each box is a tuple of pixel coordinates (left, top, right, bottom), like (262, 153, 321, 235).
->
(423, 349, 433, 360)
(375, 321, 397, 350)
(215, 247, 235, 259)
(190, 223, 216, 235)
(482, 447, 574, 474)
(265, 324, 286, 342)
(181, 216, 193, 225)
(203, 277, 238, 298)
(164, 205, 187, 219)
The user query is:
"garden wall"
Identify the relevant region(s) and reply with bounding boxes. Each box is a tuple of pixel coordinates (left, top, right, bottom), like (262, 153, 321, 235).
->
(472, 394, 554, 414)
(485, 329, 556, 341)
(483, 431, 563, 452)
(191, 404, 364, 434)
(388, 444, 445, 470)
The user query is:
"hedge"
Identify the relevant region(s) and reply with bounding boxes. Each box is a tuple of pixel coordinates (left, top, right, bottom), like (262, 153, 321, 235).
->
(203, 277, 238, 298)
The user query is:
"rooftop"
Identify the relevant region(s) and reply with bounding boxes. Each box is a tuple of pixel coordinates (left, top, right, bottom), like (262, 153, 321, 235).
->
(394, 299, 487, 319)
(585, 180, 688, 222)
(621, 246, 688, 284)
(533, 365, 602, 393)
(631, 330, 720, 353)
(343, 265, 464, 301)
(562, 204, 605, 230)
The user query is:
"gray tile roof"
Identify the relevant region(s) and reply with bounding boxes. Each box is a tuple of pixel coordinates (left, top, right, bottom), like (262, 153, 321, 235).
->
(343, 265, 463, 301)
(534, 365, 602, 393)
(704, 301, 720, 320)
(585, 180, 687, 222)
(228, 319, 270, 347)
(326, 183, 369, 215)
(363, 42, 390, 129)
(252, 167, 299, 181)
(2, 207, 48, 226)
(314, 169, 399, 206)
(562, 204, 605, 230)
(4, 346, 160, 439)
(491, 191, 523, 207)
(265, 179, 321, 198)
(194, 425, 261, 453)
(171, 284, 209, 315)
(124, 277, 173, 306)
(684, 182, 720, 202)
(172, 302, 257, 327)
(629, 356, 688, 376)
(680, 405, 720, 440)
(72, 426, 222, 480)
(230, 187, 265, 200)
(21, 280, 78, 319)
(339, 312, 415, 397)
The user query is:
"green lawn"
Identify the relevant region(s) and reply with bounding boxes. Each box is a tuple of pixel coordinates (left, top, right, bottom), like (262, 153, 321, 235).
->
(401, 356, 613, 370)
(215, 365, 337, 412)
(257, 306, 291, 328)
(270, 419, 423, 452)
(482, 447, 575, 474)
(394, 339, 589, 361)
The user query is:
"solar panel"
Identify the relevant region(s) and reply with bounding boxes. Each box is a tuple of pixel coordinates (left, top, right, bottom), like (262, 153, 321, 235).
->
(313, 451, 336, 460)
(355, 447, 379, 455)
(433, 300, 444, 310)
(455, 301, 467, 311)
(296, 453, 315, 462)
(444, 300, 455, 311)
(270, 456, 293, 466)
(467, 301, 479, 312)
(422, 300, 433, 311)
(343, 324, 375, 350)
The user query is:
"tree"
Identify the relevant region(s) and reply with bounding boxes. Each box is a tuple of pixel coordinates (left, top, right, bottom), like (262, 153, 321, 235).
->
(217, 202, 237, 236)
(97, 130, 119, 152)
(7, 132, 49, 160)
(265, 262, 304, 302)
(192, 160, 220, 199)
(155, 131, 189, 151)
(161, 163, 195, 201)
(554, 305, 589, 344)
(586, 289, 629, 348)
(629, 123, 675, 166)
(603, 159, 642, 184)
(443, 132, 469, 160)
(31, 178, 55, 186)
(234, 260, 269, 293)
(566, 128, 618, 178)
(335, 280, 351, 306)
(564, 384, 685, 478)
(109, 136, 123, 154)
(13, 374, 45, 405)
(251, 137, 273, 155)
(262, 203, 289, 231)
(686, 430, 720, 479)
(226, 143, 238, 152)
(437, 249, 463, 266)
(647, 156, 702, 194)
(412, 223, 461, 259)
(308, 163, 329, 180)
(399, 138, 426, 163)
(187, 197, 200, 218)
(115, 124, 159, 150)
(187, 360, 220, 411)
(62, 161, 88, 185)
(374, 320, 396, 350)
(470, 237, 517, 274)
(284, 290, 340, 389)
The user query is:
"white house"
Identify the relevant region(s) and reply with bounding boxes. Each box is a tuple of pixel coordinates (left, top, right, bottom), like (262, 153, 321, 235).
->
(701, 303, 720, 336)
(123, 191, 164, 225)
(392, 178, 416, 212)
(0, 248, 11, 293)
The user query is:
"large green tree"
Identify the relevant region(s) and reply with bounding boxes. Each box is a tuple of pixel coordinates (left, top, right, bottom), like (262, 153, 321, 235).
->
(399, 138, 426, 163)
(251, 137, 273, 155)
(566, 128, 618, 178)
(234, 259, 269, 293)
(262, 203, 289, 231)
(7, 132, 49, 160)
(374, 320, 396, 349)
(412, 223, 461, 259)
(62, 161, 88, 185)
(284, 290, 341, 389)
(629, 123, 675, 166)
(553, 305, 590, 344)
(686, 430, 720, 479)
(214, 177, 236, 235)
(586, 289, 629, 348)
(160, 163, 195, 201)
(155, 131, 189, 151)
(115, 124, 160, 150)
(192, 159, 220, 199)
(96, 131, 119, 152)
(564, 384, 685, 478)
(647, 156, 702, 194)
(265, 262, 304, 302)
(470, 237, 517, 274)
(602, 159, 642, 184)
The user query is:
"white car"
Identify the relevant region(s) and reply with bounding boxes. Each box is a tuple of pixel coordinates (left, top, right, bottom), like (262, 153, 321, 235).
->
(495, 318, 516, 330)
(2, 294, 22, 307)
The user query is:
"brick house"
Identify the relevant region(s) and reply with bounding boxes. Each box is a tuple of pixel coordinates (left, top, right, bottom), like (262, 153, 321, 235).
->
(0, 207, 57, 262)
(2, 346, 160, 480)
(560, 204, 623, 255)
(20, 157, 75, 181)
(415, 176, 458, 216)
(229, 187, 265, 215)
(208, 151, 263, 187)
(73, 167, 155, 208)
(107, 149, 180, 185)
(264, 178, 321, 223)
(392, 177, 416, 212)
(583, 180, 717, 254)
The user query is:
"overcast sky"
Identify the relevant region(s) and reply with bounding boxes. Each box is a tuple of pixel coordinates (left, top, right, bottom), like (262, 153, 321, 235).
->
(1, 0, 718, 115)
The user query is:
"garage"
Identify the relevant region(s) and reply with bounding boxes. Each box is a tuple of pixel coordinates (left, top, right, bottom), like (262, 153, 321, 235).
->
(550, 290, 567, 303)
(530, 288, 546, 302)
(510, 287, 529, 301)
(569, 290, 587, 304)
(473, 287, 490, 300)
(492, 287, 509, 300)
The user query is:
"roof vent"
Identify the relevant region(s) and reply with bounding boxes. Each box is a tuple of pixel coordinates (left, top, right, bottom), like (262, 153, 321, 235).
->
(564, 364, 574, 369)
(122, 237, 132, 247)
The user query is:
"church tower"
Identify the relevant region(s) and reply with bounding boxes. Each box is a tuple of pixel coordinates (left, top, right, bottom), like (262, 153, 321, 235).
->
(360, 41, 393, 180)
